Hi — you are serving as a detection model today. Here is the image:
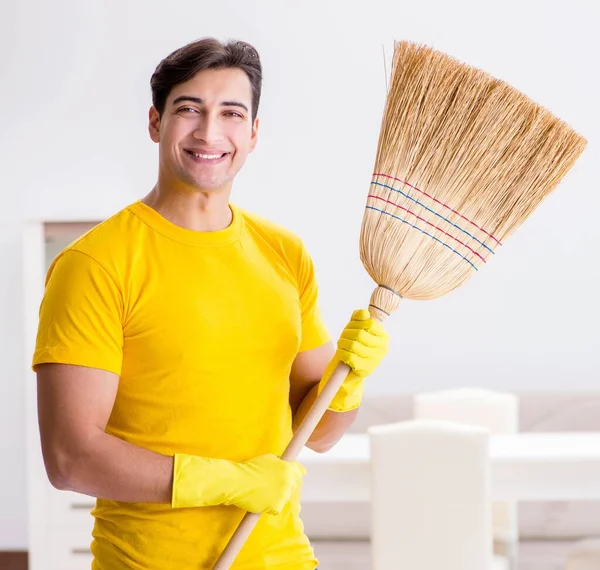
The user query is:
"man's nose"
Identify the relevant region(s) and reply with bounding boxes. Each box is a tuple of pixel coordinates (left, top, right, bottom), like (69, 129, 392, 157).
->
(192, 114, 223, 145)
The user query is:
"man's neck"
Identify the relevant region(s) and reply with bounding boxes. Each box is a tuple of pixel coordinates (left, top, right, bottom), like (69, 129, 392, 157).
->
(142, 184, 233, 233)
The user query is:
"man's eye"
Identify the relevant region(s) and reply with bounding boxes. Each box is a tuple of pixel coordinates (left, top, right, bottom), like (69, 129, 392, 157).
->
(224, 111, 243, 118)
(179, 107, 198, 114)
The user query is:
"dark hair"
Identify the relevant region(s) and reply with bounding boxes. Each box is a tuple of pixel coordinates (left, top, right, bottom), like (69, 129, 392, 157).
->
(150, 38, 262, 120)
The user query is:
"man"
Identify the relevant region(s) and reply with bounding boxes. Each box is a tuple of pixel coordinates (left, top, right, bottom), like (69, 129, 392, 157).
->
(33, 38, 389, 569)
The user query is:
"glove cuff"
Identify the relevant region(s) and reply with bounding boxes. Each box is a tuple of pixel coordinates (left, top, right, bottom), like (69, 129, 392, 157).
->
(318, 358, 365, 413)
(327, 373, 364, 412)
(172, 454, 237, 509)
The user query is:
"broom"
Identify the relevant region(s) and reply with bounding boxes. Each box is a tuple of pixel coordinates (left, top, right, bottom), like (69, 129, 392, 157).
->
(212, 40, 587, 569)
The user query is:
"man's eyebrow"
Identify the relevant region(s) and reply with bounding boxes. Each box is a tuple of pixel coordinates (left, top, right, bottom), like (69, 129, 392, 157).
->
(220, 100, 249, 112)
(172, 96, 249, 113)
(172, 96, 203, 106)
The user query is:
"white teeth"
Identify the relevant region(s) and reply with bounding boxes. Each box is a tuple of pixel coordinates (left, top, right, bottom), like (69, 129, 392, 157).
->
(192, 152, 222, 159)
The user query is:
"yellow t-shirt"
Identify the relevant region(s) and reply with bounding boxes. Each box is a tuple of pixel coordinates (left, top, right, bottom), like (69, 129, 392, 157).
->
(32, 200, 331, 570)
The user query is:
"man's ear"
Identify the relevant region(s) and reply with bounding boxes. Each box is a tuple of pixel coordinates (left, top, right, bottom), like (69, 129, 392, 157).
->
(148, 106, 161, 143)
(249, 117, 259, 153)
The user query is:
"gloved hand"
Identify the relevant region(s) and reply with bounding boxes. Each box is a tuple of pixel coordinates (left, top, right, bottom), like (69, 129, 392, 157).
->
(318, 308, 390, 412)
(172, 453, 305, 515)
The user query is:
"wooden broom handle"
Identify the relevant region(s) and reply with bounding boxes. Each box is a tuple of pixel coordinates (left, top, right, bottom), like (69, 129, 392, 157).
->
(212, 361, 352, 570)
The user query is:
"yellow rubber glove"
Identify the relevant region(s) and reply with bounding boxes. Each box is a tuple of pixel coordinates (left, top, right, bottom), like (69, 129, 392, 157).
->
(172, 453, 305, 515)
(318, 308, 390, 412)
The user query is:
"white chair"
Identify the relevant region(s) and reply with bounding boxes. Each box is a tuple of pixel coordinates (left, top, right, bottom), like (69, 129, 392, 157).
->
(414, 388, 518, 568)
(368, 419, 507, 570)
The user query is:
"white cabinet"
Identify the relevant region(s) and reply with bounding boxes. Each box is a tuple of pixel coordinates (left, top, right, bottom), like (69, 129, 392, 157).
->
(23, 220, 101, 570)
(48, 528, 94, 570)
(48, 490, 96, 528)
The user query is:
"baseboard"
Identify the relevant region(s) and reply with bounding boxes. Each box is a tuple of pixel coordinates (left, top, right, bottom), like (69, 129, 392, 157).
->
(0, 551, 28, 570)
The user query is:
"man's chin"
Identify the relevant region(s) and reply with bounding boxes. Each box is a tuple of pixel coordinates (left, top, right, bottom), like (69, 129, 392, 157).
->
(180, 175, 229, 193)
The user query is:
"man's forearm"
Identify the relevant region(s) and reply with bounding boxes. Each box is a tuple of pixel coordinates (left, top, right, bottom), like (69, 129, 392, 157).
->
(49, 428, 174, 503)
(293, 384, 358, 453)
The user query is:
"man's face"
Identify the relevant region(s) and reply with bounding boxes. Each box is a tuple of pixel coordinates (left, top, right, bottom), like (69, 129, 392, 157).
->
(149, 67, 258, 193)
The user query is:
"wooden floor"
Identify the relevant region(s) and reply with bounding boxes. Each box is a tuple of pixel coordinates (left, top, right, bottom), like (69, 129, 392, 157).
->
(0, 552, 27, 570)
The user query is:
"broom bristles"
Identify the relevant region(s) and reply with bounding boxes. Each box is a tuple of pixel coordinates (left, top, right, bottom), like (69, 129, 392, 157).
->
(360, 41, 587, 314)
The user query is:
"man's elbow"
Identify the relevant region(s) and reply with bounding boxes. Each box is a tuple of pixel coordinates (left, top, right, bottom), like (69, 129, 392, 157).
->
(43, 451, 75, 491)
(309, 443, 334, 454)
(306, 437, 338, 454)
(47, 470, 72, 491)
(41, 441, 84, 492)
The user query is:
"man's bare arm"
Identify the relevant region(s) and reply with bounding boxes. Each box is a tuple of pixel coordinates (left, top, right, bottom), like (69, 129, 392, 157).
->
(289, 342, 358, 453)
(36, 363, 173, 502)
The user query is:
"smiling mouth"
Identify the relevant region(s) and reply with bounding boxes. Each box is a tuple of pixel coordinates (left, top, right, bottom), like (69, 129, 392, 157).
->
(184, 150, 228, 160)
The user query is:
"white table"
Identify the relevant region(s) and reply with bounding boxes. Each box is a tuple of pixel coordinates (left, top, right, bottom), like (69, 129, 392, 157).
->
(298, 432, 600, 502)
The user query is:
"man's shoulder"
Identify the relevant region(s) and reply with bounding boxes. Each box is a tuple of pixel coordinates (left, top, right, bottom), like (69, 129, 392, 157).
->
(56, 202, 141, 266)
(238, 206, 305, 252)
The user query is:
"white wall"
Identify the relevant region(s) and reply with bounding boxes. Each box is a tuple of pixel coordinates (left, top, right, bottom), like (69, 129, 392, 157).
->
(2, 0, 598, 550)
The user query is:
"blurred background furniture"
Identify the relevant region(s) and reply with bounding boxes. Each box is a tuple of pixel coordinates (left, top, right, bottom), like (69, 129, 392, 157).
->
(414, 388, 519, 567)
(302, 391, 600, 570)
(368, 419, 507, 570)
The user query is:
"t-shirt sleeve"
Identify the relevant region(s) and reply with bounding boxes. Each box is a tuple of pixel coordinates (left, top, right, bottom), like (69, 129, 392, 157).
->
(296, 243, 331, 352)
(32, 249, 124, 375)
